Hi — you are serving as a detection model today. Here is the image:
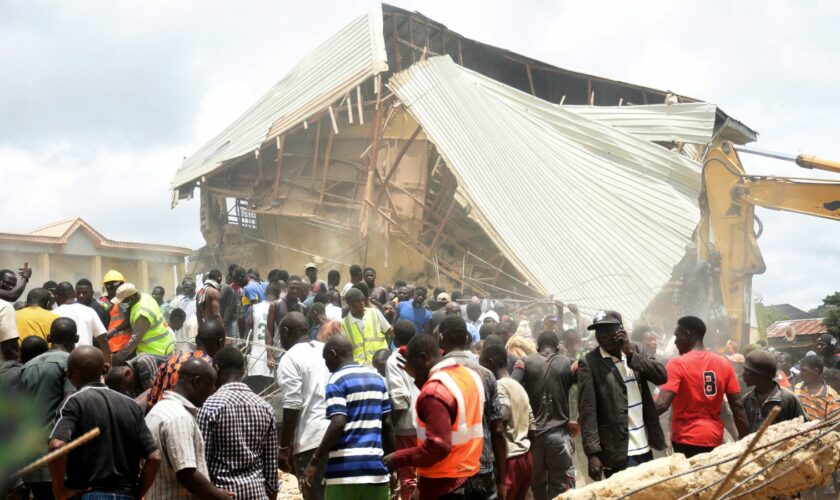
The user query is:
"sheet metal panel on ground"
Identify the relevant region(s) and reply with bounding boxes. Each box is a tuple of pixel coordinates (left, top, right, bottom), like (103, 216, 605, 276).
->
(389, 56, 706, 320)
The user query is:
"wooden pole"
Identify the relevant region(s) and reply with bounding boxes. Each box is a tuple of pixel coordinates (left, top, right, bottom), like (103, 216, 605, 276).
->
(15, 427, 101, 477)
(318, 126, 334, 208)
(392, 15, 402, 72)
(360, 99, 383, 237)
(526, 64, 536, 96)
(375, 125, 422, 206)
(310, 118, 322, 191)
(430, 198, 457, 248)
(711, 406, 781, 499)
(272, 135, 286, 198)
(255, 149, 263, 180)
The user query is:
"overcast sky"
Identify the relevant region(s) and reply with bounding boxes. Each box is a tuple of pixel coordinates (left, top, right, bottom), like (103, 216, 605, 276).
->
(1, 0, 838, 309)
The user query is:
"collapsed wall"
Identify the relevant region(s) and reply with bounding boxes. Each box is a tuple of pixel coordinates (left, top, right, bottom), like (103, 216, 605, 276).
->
(558, 417, 840, 499)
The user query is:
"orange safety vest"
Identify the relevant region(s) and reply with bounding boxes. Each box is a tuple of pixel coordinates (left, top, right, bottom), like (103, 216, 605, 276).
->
(415, 359, 484, 479)
(107, 302, 132, 352)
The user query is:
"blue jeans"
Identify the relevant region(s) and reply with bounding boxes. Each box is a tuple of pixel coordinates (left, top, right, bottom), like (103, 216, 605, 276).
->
(80, 494, 133, 500)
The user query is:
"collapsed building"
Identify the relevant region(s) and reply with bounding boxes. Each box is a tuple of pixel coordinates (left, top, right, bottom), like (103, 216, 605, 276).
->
(171, 3, 757, 323)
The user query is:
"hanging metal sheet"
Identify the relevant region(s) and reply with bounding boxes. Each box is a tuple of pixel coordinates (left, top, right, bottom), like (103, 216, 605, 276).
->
(389, 56, 702, 320)
(171, 6, 388, 189)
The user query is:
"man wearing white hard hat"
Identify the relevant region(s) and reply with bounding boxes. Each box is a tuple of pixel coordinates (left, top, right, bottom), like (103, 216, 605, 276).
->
(111, 283, 174, 363)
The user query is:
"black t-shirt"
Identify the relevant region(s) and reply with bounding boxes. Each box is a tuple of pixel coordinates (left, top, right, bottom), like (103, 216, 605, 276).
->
(50, 383, 157, 495)
(85, 300, 109, 330)
(219, 284, 238, 323)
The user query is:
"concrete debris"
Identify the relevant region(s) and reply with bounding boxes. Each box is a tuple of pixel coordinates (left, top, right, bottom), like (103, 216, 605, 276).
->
(558, 417, 840, 499)
(278, 472, 303, 500)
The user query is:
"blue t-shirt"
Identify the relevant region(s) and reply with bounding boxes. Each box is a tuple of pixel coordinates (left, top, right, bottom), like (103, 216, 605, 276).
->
(242, 281, 266, 319)
(396, 301, 432, 334)
(324, 364, 391, 485)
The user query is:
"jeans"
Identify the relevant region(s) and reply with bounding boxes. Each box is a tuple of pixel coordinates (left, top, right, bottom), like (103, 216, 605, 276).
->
(531, 430, 575, 500)
(465, 471, 497, 500)
(294, 448, 327, 500)
(24, 482, 54, 500)
(79, 494, 133, 500)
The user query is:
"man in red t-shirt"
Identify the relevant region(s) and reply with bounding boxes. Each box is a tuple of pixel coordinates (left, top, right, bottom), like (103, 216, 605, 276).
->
(656, 316, 749, 457)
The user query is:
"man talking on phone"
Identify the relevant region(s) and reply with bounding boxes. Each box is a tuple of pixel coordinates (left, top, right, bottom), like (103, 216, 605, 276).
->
(577, 310, 668, 480)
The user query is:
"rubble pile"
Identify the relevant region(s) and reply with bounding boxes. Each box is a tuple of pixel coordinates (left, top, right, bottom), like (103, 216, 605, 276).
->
(558, 417, 840, 499)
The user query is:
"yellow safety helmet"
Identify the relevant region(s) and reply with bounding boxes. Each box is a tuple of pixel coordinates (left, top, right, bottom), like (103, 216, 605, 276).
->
(102, 269, 125, 284)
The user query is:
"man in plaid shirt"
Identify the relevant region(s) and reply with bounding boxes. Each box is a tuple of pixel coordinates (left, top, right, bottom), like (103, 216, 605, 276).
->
(197, 347, 279, 499)
(147, 319, 227, 411)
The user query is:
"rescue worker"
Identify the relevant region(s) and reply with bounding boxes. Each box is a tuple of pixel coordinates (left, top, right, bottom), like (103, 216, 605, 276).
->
(110, 283, 174, 363)
(340, 287, 391, 367)
(100, 270, 132, 353)
(383, 334, 485, 500)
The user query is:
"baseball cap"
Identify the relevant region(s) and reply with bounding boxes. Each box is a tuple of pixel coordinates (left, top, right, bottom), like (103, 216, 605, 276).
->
(744, 350, 777, 379)
(818, 333, 837, 346)
(587, 310, 623, 330)
(304, 262, 318, 270)
(111, 283, 139, 304)
(436, 292, 451, 303)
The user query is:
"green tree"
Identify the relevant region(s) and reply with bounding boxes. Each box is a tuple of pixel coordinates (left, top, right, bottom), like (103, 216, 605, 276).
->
(821, 292, 840, 336)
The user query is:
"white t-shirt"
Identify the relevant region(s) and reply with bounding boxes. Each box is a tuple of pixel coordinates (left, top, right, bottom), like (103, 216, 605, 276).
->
(54, 302, 107, 347)
(0, 299, 19, 343)
(171, 315, 198, 355)
(277, 340, 330, 453)
(325, 303, 343, 322)
(385, 350, 419, 435)
(247, 301, 271, 377)
(169, 296, 196, 318)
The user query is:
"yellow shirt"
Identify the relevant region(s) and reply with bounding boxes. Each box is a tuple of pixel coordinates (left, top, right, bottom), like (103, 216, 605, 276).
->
(15, 306, 59, 342)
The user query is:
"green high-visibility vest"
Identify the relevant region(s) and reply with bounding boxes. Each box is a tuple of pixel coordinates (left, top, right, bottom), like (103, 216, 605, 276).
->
(130, 293, 174, 356)
(342, 308, 388, 367)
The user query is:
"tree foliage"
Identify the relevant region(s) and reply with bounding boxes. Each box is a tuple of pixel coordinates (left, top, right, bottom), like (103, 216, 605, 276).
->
(822, 292, 840, 337)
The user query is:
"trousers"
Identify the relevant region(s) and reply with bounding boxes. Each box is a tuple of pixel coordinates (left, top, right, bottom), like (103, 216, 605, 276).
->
(504, 452, 533, 500)
(395, 434, 417, 500)
(294, 448, 327, 500)
(531, 430, 575, 500)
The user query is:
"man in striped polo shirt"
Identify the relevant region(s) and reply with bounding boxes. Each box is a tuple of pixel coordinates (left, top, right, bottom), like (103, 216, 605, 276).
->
(304, 335, 396, 499)
(578, 310, 667, 480)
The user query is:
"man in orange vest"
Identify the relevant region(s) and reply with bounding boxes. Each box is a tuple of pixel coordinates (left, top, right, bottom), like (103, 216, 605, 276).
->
(383, 334, 485, 500)
(100, 270, 132, 353)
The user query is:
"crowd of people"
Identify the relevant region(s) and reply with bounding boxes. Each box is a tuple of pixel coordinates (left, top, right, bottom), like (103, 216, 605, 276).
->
(1, 260, 839, 500)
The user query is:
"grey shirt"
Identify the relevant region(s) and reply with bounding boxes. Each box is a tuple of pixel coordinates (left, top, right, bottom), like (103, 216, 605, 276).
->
(512, 351, 576, 437)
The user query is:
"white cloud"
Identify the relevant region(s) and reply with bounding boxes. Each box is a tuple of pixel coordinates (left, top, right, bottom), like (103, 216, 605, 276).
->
(1, 0, 838, 309)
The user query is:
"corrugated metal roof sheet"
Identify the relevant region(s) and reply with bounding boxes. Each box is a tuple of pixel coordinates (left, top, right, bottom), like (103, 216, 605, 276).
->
(171, 6, 388, 189)
(565, 103, 717, 144)
(766, 319, 827, 338)
(389, 56, 701, 320)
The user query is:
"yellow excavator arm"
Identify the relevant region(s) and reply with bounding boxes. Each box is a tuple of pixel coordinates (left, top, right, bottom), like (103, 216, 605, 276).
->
(698, 141, 840, 345)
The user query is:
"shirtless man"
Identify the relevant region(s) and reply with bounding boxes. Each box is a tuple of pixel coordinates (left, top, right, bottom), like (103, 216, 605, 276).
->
(197, 269, 223, 327)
